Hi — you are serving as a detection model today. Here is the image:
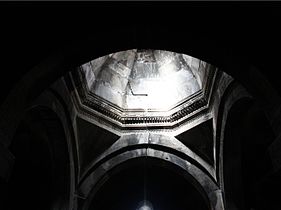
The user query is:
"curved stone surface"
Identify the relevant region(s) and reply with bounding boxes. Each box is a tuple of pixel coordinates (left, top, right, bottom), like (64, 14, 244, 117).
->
(78, 148, 223, 210)
(81, 49, 205, 111)
(69, 49, 217, 131)
(79, 133, 215, 181)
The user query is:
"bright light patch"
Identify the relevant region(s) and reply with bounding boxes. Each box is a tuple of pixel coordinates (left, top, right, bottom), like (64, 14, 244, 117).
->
(136, 200, 154, 210)
(138, 205, 152, 210)
(80, 49, 207, 111)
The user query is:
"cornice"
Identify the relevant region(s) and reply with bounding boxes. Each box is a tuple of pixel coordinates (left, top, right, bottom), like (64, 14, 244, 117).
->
(66, 64, 217, 132)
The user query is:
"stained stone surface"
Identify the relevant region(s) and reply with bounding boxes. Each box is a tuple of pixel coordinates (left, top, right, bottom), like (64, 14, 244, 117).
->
(81, 49, 206, 111)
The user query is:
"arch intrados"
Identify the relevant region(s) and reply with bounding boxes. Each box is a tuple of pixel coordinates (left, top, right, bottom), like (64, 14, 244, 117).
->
(80, 148, 221, 210)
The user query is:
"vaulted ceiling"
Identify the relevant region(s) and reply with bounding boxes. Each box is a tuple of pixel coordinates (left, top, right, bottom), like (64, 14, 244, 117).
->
(69, 49, 218, 133)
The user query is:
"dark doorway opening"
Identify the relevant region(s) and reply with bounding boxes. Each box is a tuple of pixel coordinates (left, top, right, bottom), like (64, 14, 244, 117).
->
(89, 158, 210, 210)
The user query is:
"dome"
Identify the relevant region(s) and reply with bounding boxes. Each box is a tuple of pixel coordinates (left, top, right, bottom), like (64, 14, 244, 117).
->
(81, 49, 208, 111)
(71, 49, 217, 132)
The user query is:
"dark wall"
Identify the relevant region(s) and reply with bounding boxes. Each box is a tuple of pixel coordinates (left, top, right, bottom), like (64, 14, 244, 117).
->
(0, 2, 281, 103)
(1, 107, 71, 210)
(223, 98, 276, 210)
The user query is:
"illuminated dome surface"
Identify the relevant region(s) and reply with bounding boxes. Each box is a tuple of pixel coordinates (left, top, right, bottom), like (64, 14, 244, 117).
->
(81, 49, 208, 111)
(73, 49, 216, 131)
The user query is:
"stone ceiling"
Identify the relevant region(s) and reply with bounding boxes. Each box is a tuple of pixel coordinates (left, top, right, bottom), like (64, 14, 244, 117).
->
(69, 49, 217, 133)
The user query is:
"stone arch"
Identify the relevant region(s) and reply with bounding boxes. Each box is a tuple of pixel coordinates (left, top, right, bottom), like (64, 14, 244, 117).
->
(85, 157, 211, 210)
(79, 133, 216, 183)
(214, 81, 252, 209)
(78, 147, 223, 210)
(217, 81, 276, 209)
(3, 105, 73, 210)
